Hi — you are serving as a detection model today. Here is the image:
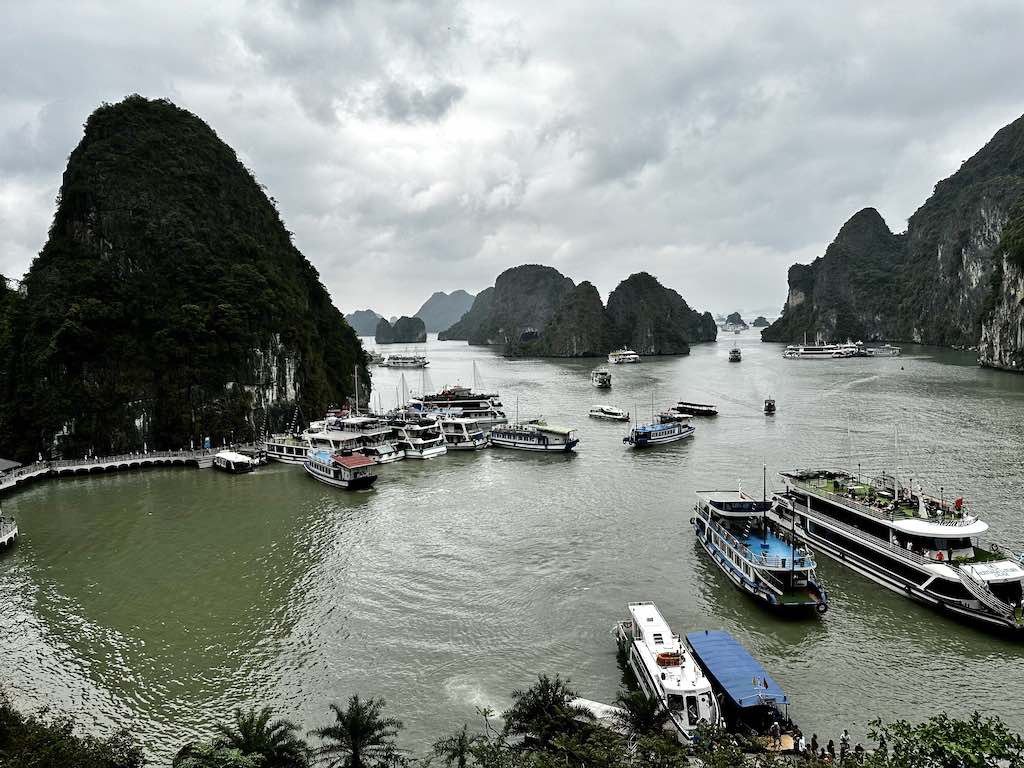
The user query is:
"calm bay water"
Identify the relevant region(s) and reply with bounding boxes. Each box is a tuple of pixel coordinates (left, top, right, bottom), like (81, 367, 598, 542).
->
(2, 333, 1024, 762)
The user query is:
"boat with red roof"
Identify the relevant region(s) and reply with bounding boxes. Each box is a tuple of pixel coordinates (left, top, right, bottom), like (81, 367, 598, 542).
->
(303, 449, 378, 490)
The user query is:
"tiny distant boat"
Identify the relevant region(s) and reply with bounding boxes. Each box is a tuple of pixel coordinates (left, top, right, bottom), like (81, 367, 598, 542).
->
(379, 354, 429, 368)
(624, 413, 695, 448)
(490, 421, 579, 452)
(764, 397, 776, 415)
(367, 351, 384, 365)
(728, 347, 742, 362)
(589, 405, 629, 422)
(615, 602, 720, 741)
(213, 450, 257, 474)
(674, 401, 718, 417)
(608, 348, 641, 364)
(303, 449, 378, 490)
(591, 368, 612, 388)
(439, 417, 489, 450)
(693, 489, 828, 614)
(686, 630, 798, 743)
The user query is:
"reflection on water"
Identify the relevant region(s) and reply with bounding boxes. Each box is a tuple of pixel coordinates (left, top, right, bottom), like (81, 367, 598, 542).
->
(1, 337, 1023, 761)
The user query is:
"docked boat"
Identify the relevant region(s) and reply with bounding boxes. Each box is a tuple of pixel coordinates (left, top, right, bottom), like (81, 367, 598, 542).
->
(490, 421, 579, 452)
(607, 348, 641, 364)
(264, 434, 314, 465)
(673, 401, 718, 417)
(268, 413, 398, 464)
(303, 449, 378, 490)
(367, 351, 384, 364)
(614, 602, 720, 741)
(439, 417, 489, 450)
(591, 368, 612, 388)
(764, 397, 776, 415)
(379, 354, 429, 368)
(728, 347, 742, 362)
(213, 450, 257, 474)
(686, 630, 797, 744)
(774, 469, 1024, 633)
(589, 405, 629, 422)
(624, 413, 695, 448)
(866, 343, 902, 357)
(693, 490, 828, 614)
(389, 417, 448, 459)
(357, 442, 404, 464)
(0, 516, 17, 550)
(782, 343, 858, 359)
(409, 384, 507, 428)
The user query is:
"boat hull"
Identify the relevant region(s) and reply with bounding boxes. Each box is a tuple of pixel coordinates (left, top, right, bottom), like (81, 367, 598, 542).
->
(444, 439, 489, 450)
(402, 445, 448, 459)
(490, 438, 579, 452)
(589, 413, 629, 422)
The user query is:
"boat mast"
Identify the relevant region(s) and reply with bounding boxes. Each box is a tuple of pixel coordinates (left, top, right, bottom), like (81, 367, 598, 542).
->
(762, 462, 768, 543)
(354, 364, 360, 416)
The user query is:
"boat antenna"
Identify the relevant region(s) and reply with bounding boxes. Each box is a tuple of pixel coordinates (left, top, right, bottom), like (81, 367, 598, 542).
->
(762, 462, 768, 543)
(354, 364, 360, 416)
(515, 395, 519, 424)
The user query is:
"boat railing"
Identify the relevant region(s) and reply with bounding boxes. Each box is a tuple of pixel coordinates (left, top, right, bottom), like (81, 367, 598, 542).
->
(793, 500, 936, 567)
(698, 508, 815, 570)
(788, 476, 976, 528)
(957, 566, 1017, 620)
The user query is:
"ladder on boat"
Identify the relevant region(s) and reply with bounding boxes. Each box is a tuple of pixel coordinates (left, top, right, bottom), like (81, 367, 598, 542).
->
(957, 566, 1017, 621)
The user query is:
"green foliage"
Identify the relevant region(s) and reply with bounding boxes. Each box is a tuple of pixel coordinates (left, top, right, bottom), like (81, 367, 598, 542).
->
(502, 675, 594, 747)
(0, 692, 144, 768)
(0, 95, 367, 461)
(173, 743, 263, 768)
(212, 707, 308, 767)
(864, 712, 1024, 768)
(375, 316, 426, 344)
(309, 695, 403, 768)
(998, 199, 1024, 270)
(611, 689, 671, 737)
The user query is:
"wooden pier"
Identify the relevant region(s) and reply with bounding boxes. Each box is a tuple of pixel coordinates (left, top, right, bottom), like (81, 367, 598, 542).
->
(0, 449, 217, 496)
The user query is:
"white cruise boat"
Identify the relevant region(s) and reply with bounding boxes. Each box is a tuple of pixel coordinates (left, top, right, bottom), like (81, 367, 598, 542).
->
(409, 385, 507, 428)
(439, 417, 489, 450)
(265, 434, 314, 464)
(693, 490, 828, 614)
(489, 421, 579, 452)
(591, 369, 612, 388)
(266, 414, 399, 464)
(213, 450, 257, 474)
(589, 405, 629, 422)
(614, 602, 720, 741)
(775, 469, 1024, 633)
(379, 354, 429, 368)
(303, 449, 378, 490)
(624, 413, 694, 448)
(608, 348, 641, 364)
(782, 343, 859, 359)
(388, 417, 448, 459)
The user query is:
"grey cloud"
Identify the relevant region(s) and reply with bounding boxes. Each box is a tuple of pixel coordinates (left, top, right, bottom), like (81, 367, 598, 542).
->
(380, 80, 466, 123)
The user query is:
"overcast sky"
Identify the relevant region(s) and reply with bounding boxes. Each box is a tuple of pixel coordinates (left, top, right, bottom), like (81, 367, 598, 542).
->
(3, 1, 1024, 319)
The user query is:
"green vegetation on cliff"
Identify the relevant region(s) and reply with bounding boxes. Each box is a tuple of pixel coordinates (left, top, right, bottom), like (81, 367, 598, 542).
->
(0, 96, 367, 461)
(344, 309, 383, 336)
(375, 315, 426, 344)
(606, 272, 717, 355)
(512, 281, 611, 357)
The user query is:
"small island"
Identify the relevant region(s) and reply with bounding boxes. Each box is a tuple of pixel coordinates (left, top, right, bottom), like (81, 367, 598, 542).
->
(722, 311, 748, 331)
(375, 315, 427, 344)
(752, 315, 770, 327)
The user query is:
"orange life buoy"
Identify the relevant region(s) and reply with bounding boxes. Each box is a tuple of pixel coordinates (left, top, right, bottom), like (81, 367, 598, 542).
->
(936, 551, 944, 561)
(656, 652, 681, 667)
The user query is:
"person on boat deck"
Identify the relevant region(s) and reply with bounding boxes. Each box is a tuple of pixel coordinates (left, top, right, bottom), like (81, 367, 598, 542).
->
(769, 720, 782, 749)
(811, 734, 819, 754)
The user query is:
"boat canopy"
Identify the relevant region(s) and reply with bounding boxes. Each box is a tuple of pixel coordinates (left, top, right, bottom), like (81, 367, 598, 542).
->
(537, 424, 576, 436)
(685, 630, 788, 708)
(333, 453, 376, 469)
(891, 518, 989, 537)
(216, 451, 253, 464)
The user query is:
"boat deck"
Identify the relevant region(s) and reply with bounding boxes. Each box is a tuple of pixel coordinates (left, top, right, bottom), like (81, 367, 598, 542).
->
(738, 529, 799, 563)
(685, 630, 788, 709)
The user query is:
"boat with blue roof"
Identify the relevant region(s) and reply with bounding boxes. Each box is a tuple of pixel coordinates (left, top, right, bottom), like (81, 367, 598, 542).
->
(686, 629, 797, 747)
(693, 488, 829, 615)
(623, 412, 694, 448)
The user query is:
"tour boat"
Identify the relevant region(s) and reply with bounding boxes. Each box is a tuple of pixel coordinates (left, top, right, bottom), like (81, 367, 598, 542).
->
(388, 417, 448, 459)
(0, 516, 17, 550)
(213, 450, 257, 474)
(608, 348, 641, 364)
(764, 398, 776, 415)
(367, 351, 384, 364)
(624, 413, 695, 448)
(614, 602, 720, 741)
(774, 469, 1024, 633)
(357, 443, 404, 464)
(303, 449, 378, 490)
(589, 405, 629, 422)
(782, 343, 858, 359)
(866, 343, 902, 357)
(264, 435, 314, 464)
(591, 369, 612, 388)
(673, 401, 718, 417)
(693, 489, 829, 614)
(439, 417, 489, 450)
(379, 354, 429, 368)
(409, 384, 507, 428)
(489, 421, 579, 452)
(728, 347, 742, 362)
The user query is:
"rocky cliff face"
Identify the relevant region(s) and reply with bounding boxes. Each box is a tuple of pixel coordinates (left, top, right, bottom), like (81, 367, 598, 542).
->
(764, 113, 1024, 365)
(0, 96, 367, 460)
(513, 281, 611, 357)
(606, 272, 717, 354)
(438, 287, 493, 341)
(414, 290, 475, 332)
(752, 316, 769, 327)
(375, 315, 427, 344)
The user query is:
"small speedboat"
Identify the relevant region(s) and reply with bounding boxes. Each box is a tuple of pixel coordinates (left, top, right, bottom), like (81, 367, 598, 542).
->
(591, 369, 612, 388)
(729, 347, 742, 362)
(589, 405, 629, 422)
(764, 398, 776, 415)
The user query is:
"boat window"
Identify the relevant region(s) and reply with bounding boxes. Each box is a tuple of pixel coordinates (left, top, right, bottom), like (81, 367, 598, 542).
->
(685, 696, 699, 725)
(652, 633, 664, 644)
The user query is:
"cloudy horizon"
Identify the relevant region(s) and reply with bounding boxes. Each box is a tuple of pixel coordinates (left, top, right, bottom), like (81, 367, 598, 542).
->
(3, 1, 1024, 319)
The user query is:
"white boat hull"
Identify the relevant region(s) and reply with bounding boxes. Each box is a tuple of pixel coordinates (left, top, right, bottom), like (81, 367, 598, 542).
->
(490, 438, 578, 452)
(402, 445, 448, 459)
